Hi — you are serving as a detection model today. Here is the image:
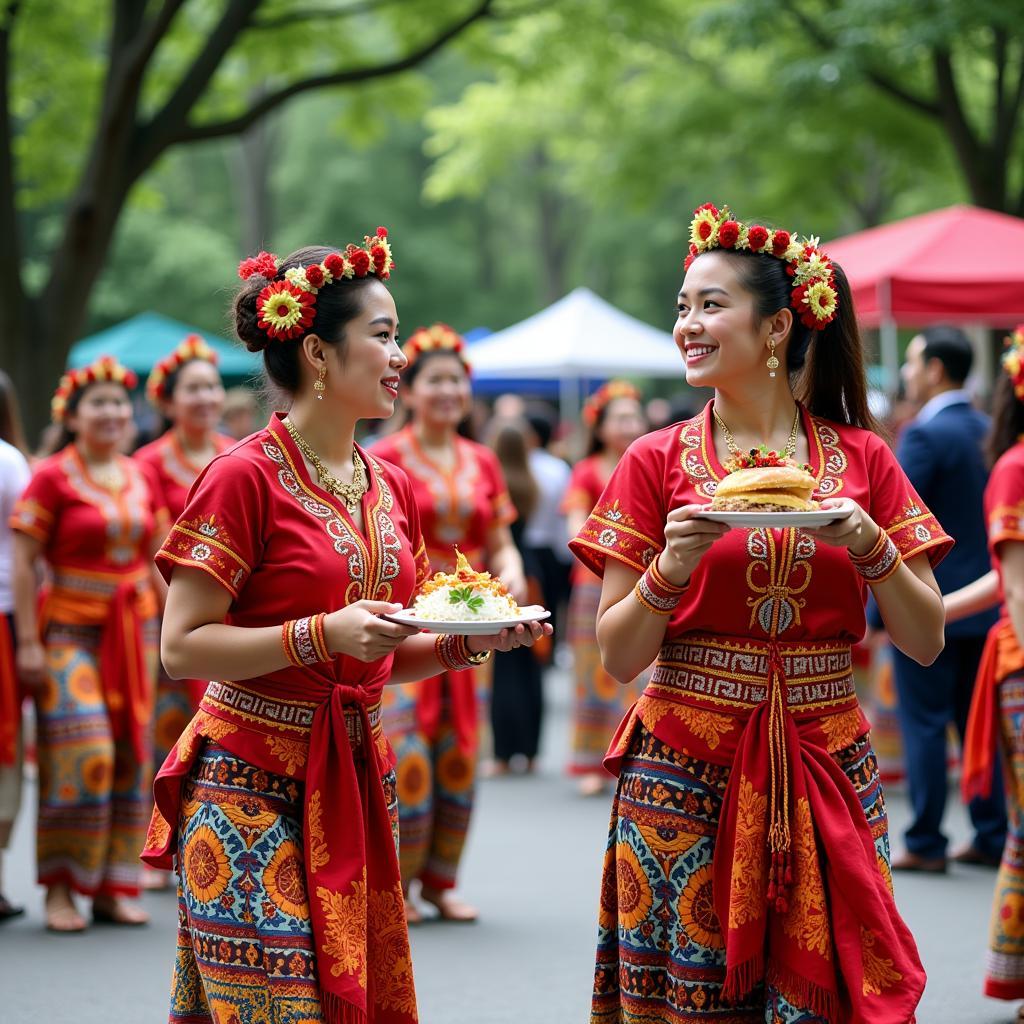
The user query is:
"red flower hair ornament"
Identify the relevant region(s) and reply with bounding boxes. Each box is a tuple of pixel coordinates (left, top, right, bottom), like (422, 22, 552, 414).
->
(1001, 325, 1024, 400)
(583, 380, 641, 427)
(685, 203, 838, 331)
(52, 355, 138, 423)
(237, 227, 394, 342)
(146, 335, 220, 405)
(402, 323, 471, 373)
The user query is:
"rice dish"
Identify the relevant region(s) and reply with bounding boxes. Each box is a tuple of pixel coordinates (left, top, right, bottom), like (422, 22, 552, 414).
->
(413, 550, 519, 622)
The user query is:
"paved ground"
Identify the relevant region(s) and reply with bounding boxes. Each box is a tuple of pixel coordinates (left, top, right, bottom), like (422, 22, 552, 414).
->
(1, 667, 1016, 1023)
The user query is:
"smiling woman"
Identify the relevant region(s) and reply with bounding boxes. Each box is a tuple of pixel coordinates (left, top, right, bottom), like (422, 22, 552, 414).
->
(570, 202, 953, 1023)
(140, 233, 549, 1024)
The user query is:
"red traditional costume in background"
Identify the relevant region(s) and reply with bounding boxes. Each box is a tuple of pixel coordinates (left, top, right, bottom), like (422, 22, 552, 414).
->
(963, 440, 1024, 999)
(135, 430, 232, 716)
(373, 425, 514, 891)
(142, 414, 429, 1024)
(571, 402, 948, 1023)
(11, 444, 163, 897)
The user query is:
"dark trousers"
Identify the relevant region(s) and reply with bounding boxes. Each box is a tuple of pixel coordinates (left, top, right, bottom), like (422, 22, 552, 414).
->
(893, 634, 1007, 860)
(490, 646, 543, 762)
(524, 545, 572, 641)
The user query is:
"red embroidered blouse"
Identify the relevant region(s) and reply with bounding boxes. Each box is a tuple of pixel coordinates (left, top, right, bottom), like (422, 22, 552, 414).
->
(562, 453, 610, 584)
(134, 429, 234, 524)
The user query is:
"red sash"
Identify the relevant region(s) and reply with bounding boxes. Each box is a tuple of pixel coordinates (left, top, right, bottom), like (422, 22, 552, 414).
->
(42, 566, 156, 764)
(143, 672, 417, 1024)
(962, 617, 1024, 801)
(0, 614, 17, 765)
(605, 634, 925, 1023)
(414, 666, 477, 756)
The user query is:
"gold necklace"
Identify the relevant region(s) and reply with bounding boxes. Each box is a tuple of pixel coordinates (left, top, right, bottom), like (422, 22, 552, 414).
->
(283, 418, 367, 513)
(712, 404, 800, 460)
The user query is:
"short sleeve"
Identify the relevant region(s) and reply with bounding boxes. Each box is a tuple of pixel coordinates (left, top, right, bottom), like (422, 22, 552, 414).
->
(561, 460, 598, 516)
(866, 433, 953, 567)
(479, 446, 516, 527)
(9, 462, 62, 545)
(154, 453, 265, 599)
(399, 472, 432, 592)
(986, 452, 1024, 554)
(568, 439, 667, 577)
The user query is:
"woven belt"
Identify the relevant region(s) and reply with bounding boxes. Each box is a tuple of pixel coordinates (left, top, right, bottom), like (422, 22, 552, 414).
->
(649, 635, 855, 713)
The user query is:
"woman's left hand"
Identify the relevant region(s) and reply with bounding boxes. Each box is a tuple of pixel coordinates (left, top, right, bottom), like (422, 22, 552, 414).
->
(803, 497, 881, 555)
(467, 620, 552, 654)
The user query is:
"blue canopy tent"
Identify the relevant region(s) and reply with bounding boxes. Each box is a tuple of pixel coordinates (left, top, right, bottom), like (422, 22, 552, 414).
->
(69, 312, 259, 381)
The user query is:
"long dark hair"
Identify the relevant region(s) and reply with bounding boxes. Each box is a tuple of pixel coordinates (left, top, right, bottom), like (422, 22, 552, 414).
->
(0, 369, 27, 454)
(714, 250, 881, 434)
(988, 373, 1024, 467)
(489, 419, 538, 522)
(233, 246, 380, 399)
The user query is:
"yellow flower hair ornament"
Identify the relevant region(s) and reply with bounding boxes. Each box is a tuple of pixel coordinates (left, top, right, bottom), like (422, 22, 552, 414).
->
(686, 203, 838, 331)
(583, 380, 641, 427)
(146, 335, 219, 404)
(402, 323, 471, 373)
(1002, 325, 1024, 400)
(52, 355, 138, 423)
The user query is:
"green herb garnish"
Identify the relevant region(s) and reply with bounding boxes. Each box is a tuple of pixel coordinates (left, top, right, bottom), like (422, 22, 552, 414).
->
(449, 586, 485, 613)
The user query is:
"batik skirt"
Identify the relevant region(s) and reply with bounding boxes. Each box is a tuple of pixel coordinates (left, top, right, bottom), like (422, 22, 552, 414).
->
(170, 742, 400, 1024)
(593, 723, 892, 1023)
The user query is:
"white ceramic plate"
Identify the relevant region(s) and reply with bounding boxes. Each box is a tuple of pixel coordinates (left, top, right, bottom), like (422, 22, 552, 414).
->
(381, 604, 552, 635)
(694, 507, 853, 528)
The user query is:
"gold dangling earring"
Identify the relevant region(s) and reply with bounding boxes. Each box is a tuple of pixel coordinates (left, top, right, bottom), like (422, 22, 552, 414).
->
(314, 364, 326, 399)
(767, 337, 780, 379)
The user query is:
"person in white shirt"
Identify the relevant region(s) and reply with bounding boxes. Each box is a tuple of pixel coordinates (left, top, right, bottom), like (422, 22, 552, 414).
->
(0, 370, 30, 922)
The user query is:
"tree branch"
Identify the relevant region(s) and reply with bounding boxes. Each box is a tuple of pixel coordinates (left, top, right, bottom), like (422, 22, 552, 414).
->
(779, 0, 942, 118)
(251, 0, 413, 31)
(134, 0, 258, 172)
(932, 47, 989, 201)
(165, 0, 496, 147)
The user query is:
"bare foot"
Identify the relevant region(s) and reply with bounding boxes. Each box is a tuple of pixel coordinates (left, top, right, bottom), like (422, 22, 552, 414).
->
(404, 897, 422, 925)
(577, 773, 607, 797)
(45, 887, 87, 933)
(420, 887, 478, 923)
(142, 868, 173, 891)
(92, 895, 149, 926)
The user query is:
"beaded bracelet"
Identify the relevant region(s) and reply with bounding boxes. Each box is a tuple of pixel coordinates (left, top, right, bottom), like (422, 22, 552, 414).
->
(634, 558, 689, 615)
(849, 529, 903, 584)
(435, 632, 492, 671)
(282, 613, 331, 667)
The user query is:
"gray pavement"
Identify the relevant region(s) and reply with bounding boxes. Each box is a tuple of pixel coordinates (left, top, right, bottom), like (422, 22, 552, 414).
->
(0, 667, 1014, 1023)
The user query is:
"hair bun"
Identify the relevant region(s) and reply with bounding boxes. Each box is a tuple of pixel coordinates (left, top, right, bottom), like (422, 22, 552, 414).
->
(233, 279, 269, 352)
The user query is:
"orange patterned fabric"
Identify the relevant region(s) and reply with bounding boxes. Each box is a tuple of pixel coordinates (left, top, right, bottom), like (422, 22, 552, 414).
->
(143, 415, 426, 1024)
(603, 634, 924, 1022)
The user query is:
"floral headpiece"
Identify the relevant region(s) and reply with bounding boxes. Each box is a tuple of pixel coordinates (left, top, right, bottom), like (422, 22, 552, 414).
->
(146, 335, 219, 404)
(686, 203, 839, 330)
(1002, 325, 1024, 400)
(583, 380, 641, 426)
(237, 227, 394, 342)
(403, 323, 471, 373)
(52, 355, 138, 423)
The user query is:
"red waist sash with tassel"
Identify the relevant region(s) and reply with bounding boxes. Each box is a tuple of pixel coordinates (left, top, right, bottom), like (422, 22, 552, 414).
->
(604, 633, 925, 1024)
(143, 673, 418, 1024)
(963, 617, 1024, 802)
(43, 567, 156, 764)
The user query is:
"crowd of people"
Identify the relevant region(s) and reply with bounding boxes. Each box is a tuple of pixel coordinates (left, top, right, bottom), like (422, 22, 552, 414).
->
(1, 206, 1024, 1023)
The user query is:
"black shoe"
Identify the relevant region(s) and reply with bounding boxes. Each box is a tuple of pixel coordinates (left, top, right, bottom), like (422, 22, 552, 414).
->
(951, 844, 1002, 868)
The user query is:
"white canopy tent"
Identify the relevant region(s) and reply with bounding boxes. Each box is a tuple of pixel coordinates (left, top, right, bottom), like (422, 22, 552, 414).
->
(468, 286, 685, 423)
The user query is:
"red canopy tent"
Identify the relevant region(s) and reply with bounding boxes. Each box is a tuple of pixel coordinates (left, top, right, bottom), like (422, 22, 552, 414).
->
(825, 205, 1024, 391)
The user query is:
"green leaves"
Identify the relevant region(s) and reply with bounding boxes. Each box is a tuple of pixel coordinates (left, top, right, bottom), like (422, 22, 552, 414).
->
(448, 586, 485, 612)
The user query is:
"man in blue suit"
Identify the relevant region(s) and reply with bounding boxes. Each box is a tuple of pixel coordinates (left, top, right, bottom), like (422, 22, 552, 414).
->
(891, 326, 1006, 872)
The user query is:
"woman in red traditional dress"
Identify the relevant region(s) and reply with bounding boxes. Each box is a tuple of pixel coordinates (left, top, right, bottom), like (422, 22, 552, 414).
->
(563, 380, 648, 795)
(570, 203, 948, 1022)
(11, 356, 164, 932)
(955, 326, 1024, 1016)
(373, 324, 524, 924)
(141, 239, 547, 1024)
(135, 336, 232, 770)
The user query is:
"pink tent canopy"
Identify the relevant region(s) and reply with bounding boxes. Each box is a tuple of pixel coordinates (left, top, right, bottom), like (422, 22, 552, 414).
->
(825, 205, 1024, 328)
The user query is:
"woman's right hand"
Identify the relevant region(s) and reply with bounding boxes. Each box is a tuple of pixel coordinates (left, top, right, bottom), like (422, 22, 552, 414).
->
(323, 601, 420, 663)
(16, 640, 46, 694)
(659, 504, 729, 586)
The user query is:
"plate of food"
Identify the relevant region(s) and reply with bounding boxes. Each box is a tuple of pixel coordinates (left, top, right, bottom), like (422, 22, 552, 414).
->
(694, 449, 853, 528)
(383, 551, 552, 634)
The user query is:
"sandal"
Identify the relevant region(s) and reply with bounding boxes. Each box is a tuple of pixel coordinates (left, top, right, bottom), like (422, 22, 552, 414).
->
(420, 888, 478, 923)
(45, 896, 87, 934)
(92, 896, 149, 926)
